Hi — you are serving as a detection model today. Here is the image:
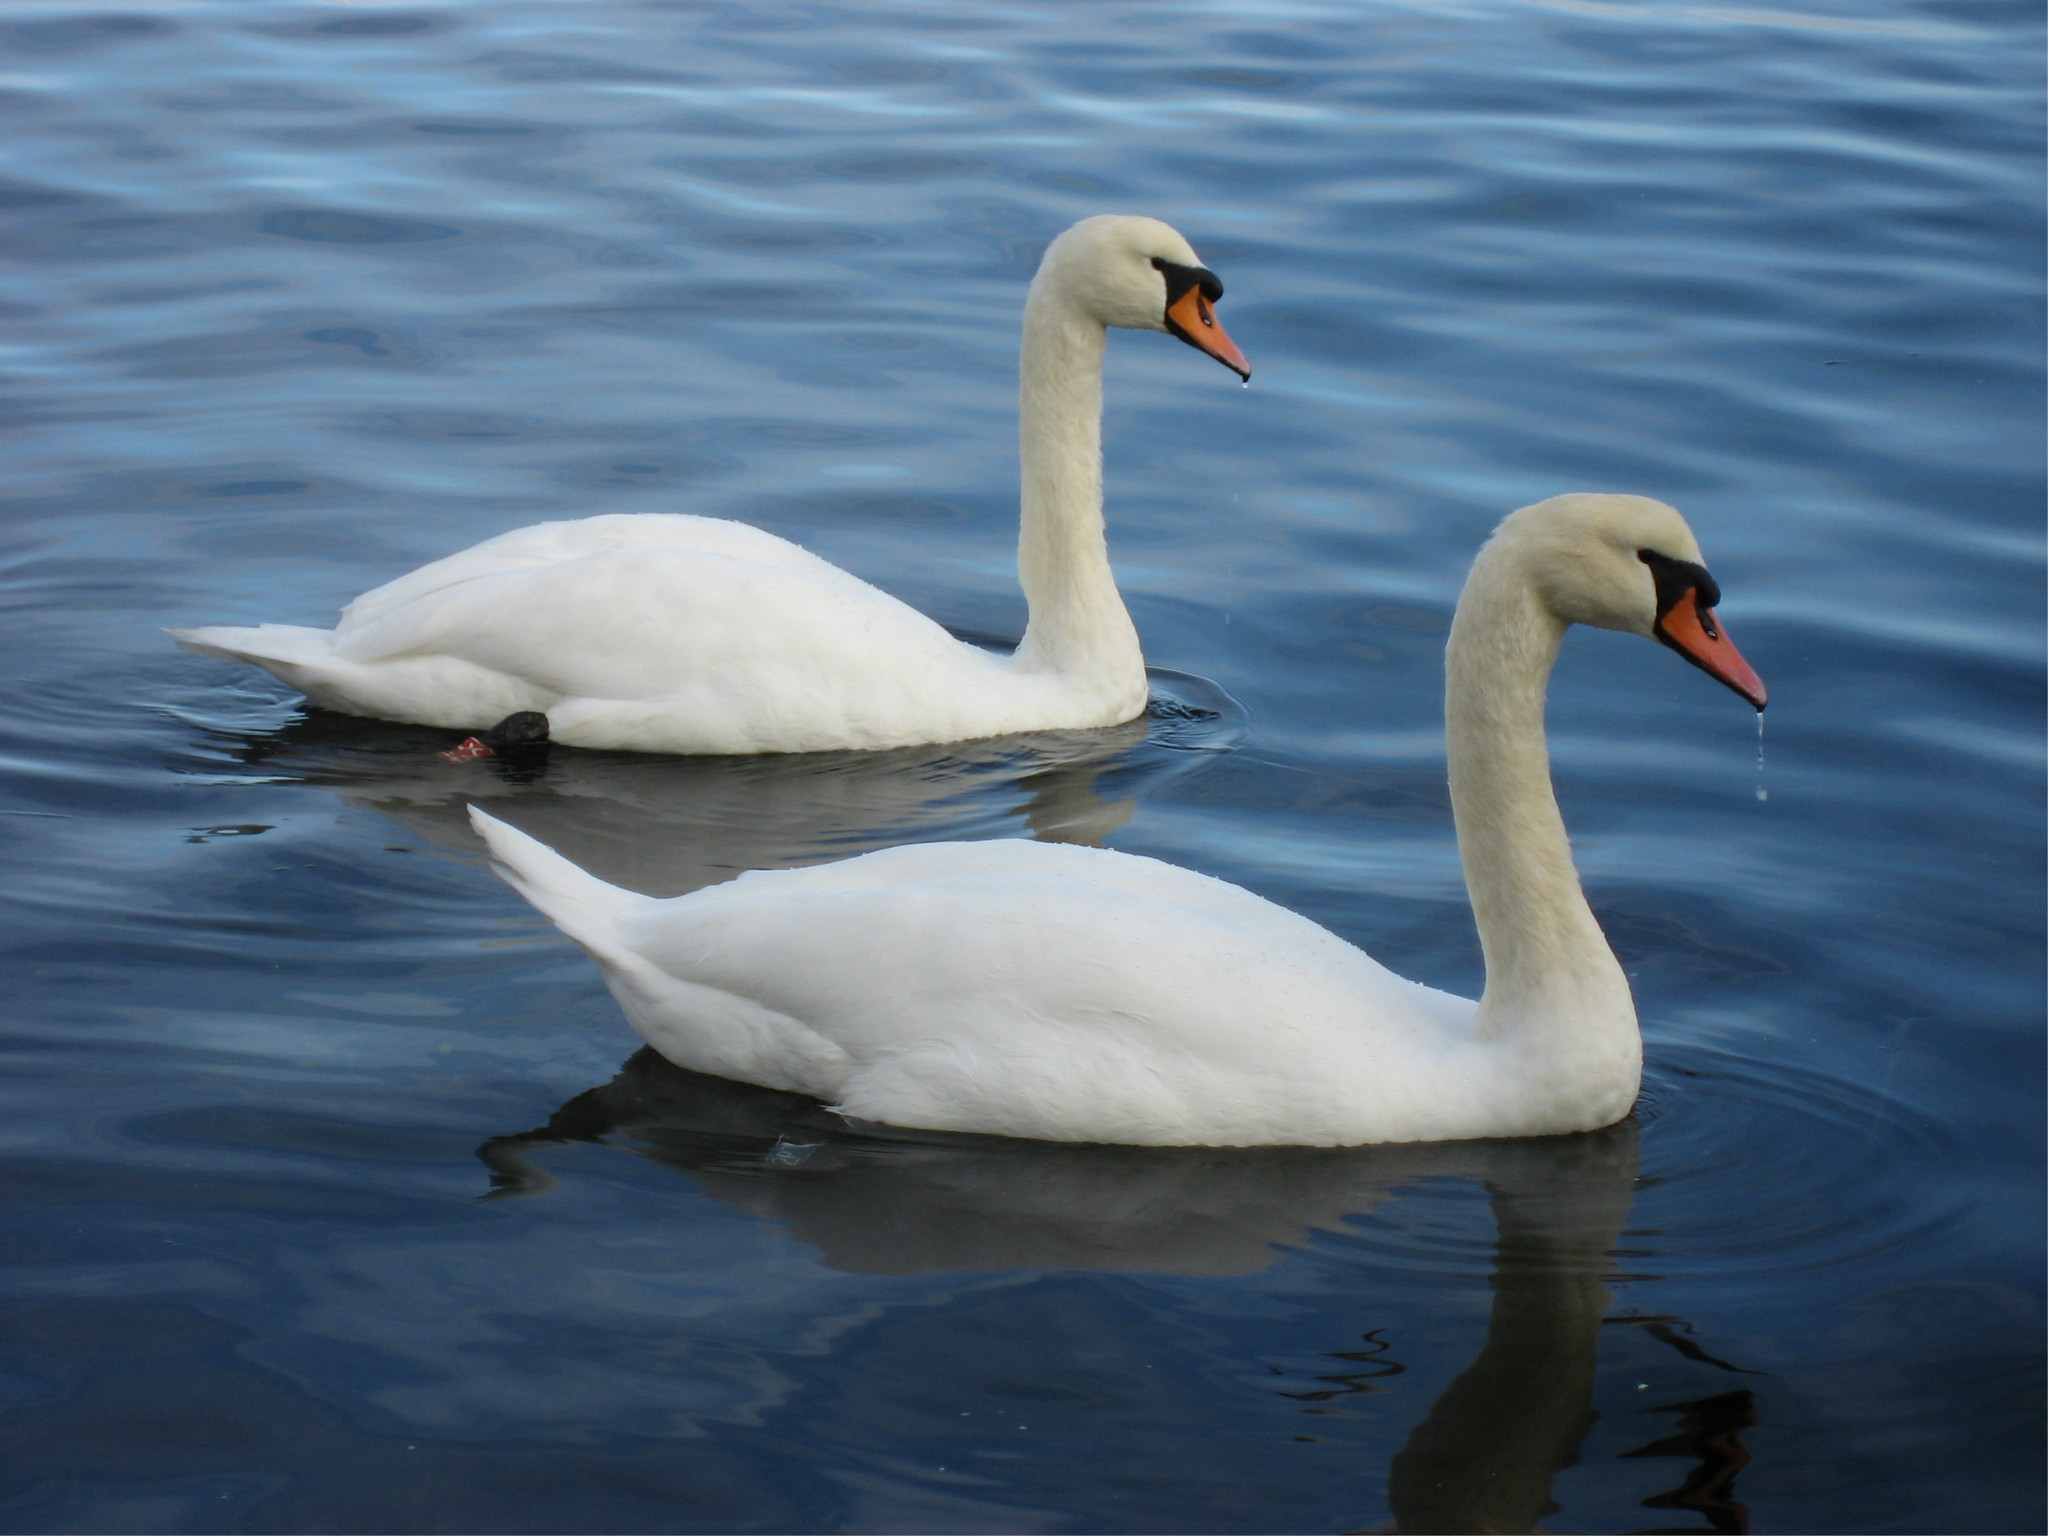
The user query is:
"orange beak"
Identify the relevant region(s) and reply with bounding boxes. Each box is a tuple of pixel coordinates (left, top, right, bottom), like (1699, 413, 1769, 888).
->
(1655, 588, 1767, 709)
(1165, 285, 1251, 381)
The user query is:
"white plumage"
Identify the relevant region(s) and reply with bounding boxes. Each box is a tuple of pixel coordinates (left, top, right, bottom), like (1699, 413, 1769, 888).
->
(177, 513, 1027, 753)
(472, 824, 1487, 1145)
(470, 495, 1766, 1146)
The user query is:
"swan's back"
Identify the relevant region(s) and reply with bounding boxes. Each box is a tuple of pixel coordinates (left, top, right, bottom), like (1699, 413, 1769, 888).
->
(338, 514, 864, 630)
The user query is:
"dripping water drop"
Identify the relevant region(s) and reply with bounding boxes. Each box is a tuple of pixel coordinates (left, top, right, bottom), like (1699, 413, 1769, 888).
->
(1755, 712, 1768, 802)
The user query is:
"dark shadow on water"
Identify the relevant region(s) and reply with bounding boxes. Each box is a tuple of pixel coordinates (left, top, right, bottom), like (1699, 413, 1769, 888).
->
(481, 1050, 1752, 1533)
(203, 665, 1243, 895)
(1378, 1158, 1758, 1536)
(478, 1045, 1602, 1278)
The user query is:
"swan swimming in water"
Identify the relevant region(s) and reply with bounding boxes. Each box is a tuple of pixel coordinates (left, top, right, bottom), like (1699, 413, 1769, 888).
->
(470, 494, 1767, 1147)
(171, 215, 1250, 756)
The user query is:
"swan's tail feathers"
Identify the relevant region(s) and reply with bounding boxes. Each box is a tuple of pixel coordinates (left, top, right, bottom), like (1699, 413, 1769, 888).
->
(169, 623, 338, 668)
(468, 806, 653, 952)
(169, 624, 354, 702)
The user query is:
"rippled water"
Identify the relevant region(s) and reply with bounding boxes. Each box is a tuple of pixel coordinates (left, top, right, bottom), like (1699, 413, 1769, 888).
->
(1, 1, 2040, 1531)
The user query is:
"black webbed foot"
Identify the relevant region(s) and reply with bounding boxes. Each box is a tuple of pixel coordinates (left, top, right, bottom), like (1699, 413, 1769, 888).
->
(440, 712, 551, 764)
(481, 711, 550, 750)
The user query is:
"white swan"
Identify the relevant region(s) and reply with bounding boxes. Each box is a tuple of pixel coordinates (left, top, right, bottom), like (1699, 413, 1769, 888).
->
(171, 216, 1250, 756)
(469, 494, 1767, 1147)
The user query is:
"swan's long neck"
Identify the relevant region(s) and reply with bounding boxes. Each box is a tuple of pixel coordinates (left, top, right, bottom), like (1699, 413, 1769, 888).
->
(1445, 545, 1637, 1080)
(1011, 285, 1144, 692)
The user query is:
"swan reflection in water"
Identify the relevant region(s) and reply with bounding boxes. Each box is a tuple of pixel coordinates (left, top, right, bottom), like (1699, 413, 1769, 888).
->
(219, 667, 1238, 895)
(482, 1053, 1755, 1533)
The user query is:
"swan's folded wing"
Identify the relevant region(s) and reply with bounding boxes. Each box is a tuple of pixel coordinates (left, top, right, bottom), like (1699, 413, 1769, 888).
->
(635, 844, 1455, 1075)
(614, 853, 1468, 1144)
(330, 545, 969, 700)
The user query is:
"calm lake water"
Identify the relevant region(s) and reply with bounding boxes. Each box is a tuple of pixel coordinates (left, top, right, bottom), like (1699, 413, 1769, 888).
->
(1, 1, 2041, 1531)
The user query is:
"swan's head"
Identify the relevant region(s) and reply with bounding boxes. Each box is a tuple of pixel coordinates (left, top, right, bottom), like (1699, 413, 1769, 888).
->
(1033, 215, 1251, 380)
(1495, 493, 1767, 709)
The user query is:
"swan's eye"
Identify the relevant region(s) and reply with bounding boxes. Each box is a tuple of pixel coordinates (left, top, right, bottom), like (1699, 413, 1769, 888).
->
(1637, 548, 1721, 617)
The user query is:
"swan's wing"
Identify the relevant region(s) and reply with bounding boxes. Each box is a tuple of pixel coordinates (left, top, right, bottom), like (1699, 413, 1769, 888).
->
(673, 841, 1447, 1047)
(338, 514, 872, 631)
(626, 841, 1473, 1144)
(331, 543, 977, 700)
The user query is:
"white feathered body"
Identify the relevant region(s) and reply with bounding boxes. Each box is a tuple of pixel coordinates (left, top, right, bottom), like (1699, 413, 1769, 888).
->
(173, 514, 1145, 754)
(471, 810, 1629, 1148)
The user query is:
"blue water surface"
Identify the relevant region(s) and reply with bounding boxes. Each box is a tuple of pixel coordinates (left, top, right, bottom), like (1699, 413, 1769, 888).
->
(0, 1, 2041, 1531)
